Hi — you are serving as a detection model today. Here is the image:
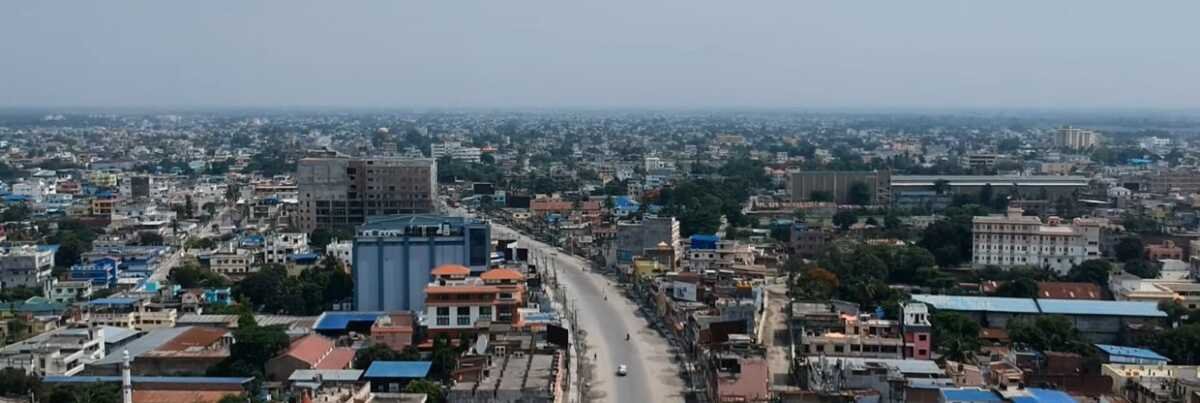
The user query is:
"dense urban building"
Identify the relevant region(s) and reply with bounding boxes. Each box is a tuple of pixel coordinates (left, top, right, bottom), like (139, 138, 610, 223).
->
(295, 149, 437, 232)
(971, 208, 1104, 273)
(352, 215, 491, 312)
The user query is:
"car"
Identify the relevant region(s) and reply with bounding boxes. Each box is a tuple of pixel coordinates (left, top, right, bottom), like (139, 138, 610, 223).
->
(617, 365, 628, 376)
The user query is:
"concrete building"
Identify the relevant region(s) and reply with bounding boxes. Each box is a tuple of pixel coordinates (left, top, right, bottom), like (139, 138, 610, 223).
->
(424, 266, 525, 338)
(206, 247, 253, 278)
(786, 170, 891, 205)
(129, 176, 152, 199)
(263, 232, 310, 265)
(449, 353, 564, 403)
(890, 175, 1089, 210)
(901, 302, 933, 360)
(1147, 169, 1200, 195)
(0, 245, 55, 290)
(0, 326, 114, 376)
(1054, 126, 1100, 150)
(430, 141, 482, 162)
(295, 150, 437, 232)
(352, 215, 491, 312)
(800, 312, 904, 359)
(607, 216, 681, 268)
(685, 236, 755, 273)
(1101, 364, 1200, 403)
(971, 208, 1102, 274)
(266, 333, 355, 381)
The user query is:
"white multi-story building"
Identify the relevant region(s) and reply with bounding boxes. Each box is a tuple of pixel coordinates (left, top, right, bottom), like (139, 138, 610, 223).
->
(430, 141, 482, 162)
(10, 180, 53, 203)
(0, 327, 113, 376)
(326, 239, 353, 269)
(1054, 126, 1100, 150)
(971, 208, 1103, 274)
(263, 232, 309, 265)
(0, 245, 55, 290)
(686, 240, 755, 272)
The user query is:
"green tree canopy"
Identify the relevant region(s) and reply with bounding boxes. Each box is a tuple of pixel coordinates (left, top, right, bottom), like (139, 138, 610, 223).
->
(1007, 316, 1090, 354)
(931, 312, 981, 363)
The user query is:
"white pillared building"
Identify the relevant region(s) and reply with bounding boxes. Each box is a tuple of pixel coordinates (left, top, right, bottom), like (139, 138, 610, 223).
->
(971, 208, 1104, 274)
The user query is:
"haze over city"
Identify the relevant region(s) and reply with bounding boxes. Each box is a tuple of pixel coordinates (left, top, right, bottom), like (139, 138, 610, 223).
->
(3, 1, 1200, 109)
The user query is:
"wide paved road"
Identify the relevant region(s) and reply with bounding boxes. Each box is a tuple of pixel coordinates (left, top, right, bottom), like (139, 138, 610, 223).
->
(491, 224, 687, 403)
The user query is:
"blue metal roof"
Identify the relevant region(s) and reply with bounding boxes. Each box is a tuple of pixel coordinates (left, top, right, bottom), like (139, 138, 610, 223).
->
(911, 295, 1040, 314)
(364, 361, 432, 379)
(1095, 344, 1170, 363)
(1010, 388, 1076, 403)
(43, 375, 253, 385)
(1037, 299, 1166, 318)
(313, 311, 386, 331)
(940, 388, 1002, 402)
(87, 297, 141, 306)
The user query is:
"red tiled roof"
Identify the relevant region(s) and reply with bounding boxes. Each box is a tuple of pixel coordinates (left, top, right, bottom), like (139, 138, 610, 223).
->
(133, 390, 240, 403)
(432, 264, 470, 277)
(158, 327, 229, 352)
(1037, 282, 1102, 300)
(284, 334, 336, 365)
(314, 347, 355, 370)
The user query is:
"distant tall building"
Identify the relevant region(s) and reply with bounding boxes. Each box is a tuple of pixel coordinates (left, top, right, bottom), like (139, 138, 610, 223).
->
(352, 215, 491, 312)
(786, 170, 891, 205)
(430, 141, 482, 162)
(129, 176, 152, 199)
(1054, 126, 1100, 150)
(606, 216, 681, 268)
(295, 150, 437, 232)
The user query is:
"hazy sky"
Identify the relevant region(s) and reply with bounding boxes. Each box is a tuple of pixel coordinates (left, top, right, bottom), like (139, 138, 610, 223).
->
(2, 1, 1198, 109)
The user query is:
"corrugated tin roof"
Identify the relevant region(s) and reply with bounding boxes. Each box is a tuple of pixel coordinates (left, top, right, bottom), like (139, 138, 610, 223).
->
(910, 295, 1040, 314)
(1094, 344, 1170, 362)
(940, 388, 1003, 401)
(313, 311, 386, 331)
(364, 361, 432, 379)
(289, 369, 363, 383)
(1036, 299, 1166, 318)
(92, 327, 192, 366)
(43, 375, 253, 385)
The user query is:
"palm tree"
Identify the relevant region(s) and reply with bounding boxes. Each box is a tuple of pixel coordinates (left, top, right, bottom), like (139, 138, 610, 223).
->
(932, 179, 951, 195)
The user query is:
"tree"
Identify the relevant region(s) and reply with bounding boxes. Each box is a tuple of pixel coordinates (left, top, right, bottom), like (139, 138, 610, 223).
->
(1007, 315, 1089, 354)
(0, 204, 31, 222)
(832, 210, 858, 231)
(1124, 259, 1161, 279)
(847, 182, 872, 205)
(0, 368, 40, 397)
(793, 266, 839, 300)
(183, 195, 195, 219)
(1068, 259, 1113, 287)
(919, 219, 972, 267)
(809, 190, 834, 202)
(404, 379, 446, 403)
(218, 395, 247, 403)
(932, 179, 951, 195)
(186, 237, 218, 250)
(354, 344, 422, 370)
(994, 278, 1038, 298)
(310, 227, 354, 252)
(1152, 324, 1200, 364)
(39, 383, 120, 403)
(168, 263, 229, 289)
(978, 183, 995, 208)
(931, 312, 981, 363)
(429, 334, 460, 382)
(1115, 236, 1145, 262)
(137, 231, 165, 246)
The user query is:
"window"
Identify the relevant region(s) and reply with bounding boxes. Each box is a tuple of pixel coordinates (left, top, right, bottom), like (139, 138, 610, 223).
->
(458, 307, 470, 316)
(479, 306, 492, 318)
(437, 307, 450, 315)
(918, 334, 927, 342)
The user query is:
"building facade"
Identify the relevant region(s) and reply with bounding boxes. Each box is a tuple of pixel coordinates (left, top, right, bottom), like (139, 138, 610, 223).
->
(971, 208, 1102, 274)
(430, 141, 482, 162)
(423, 266, 525, 338)
(607, 216, 681, 268)
(352, 215, 491, 312)
(0, 245, 55, 290)
(1054, 126, 1100, 150)
(786, 170, 891, 205)
(295, 150, 437, 232)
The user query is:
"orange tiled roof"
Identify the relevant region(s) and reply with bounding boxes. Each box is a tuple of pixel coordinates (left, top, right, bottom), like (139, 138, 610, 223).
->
(432, 264, 470, 277)
(283, 334, 336, 366)
(480, 268, 524, 281)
